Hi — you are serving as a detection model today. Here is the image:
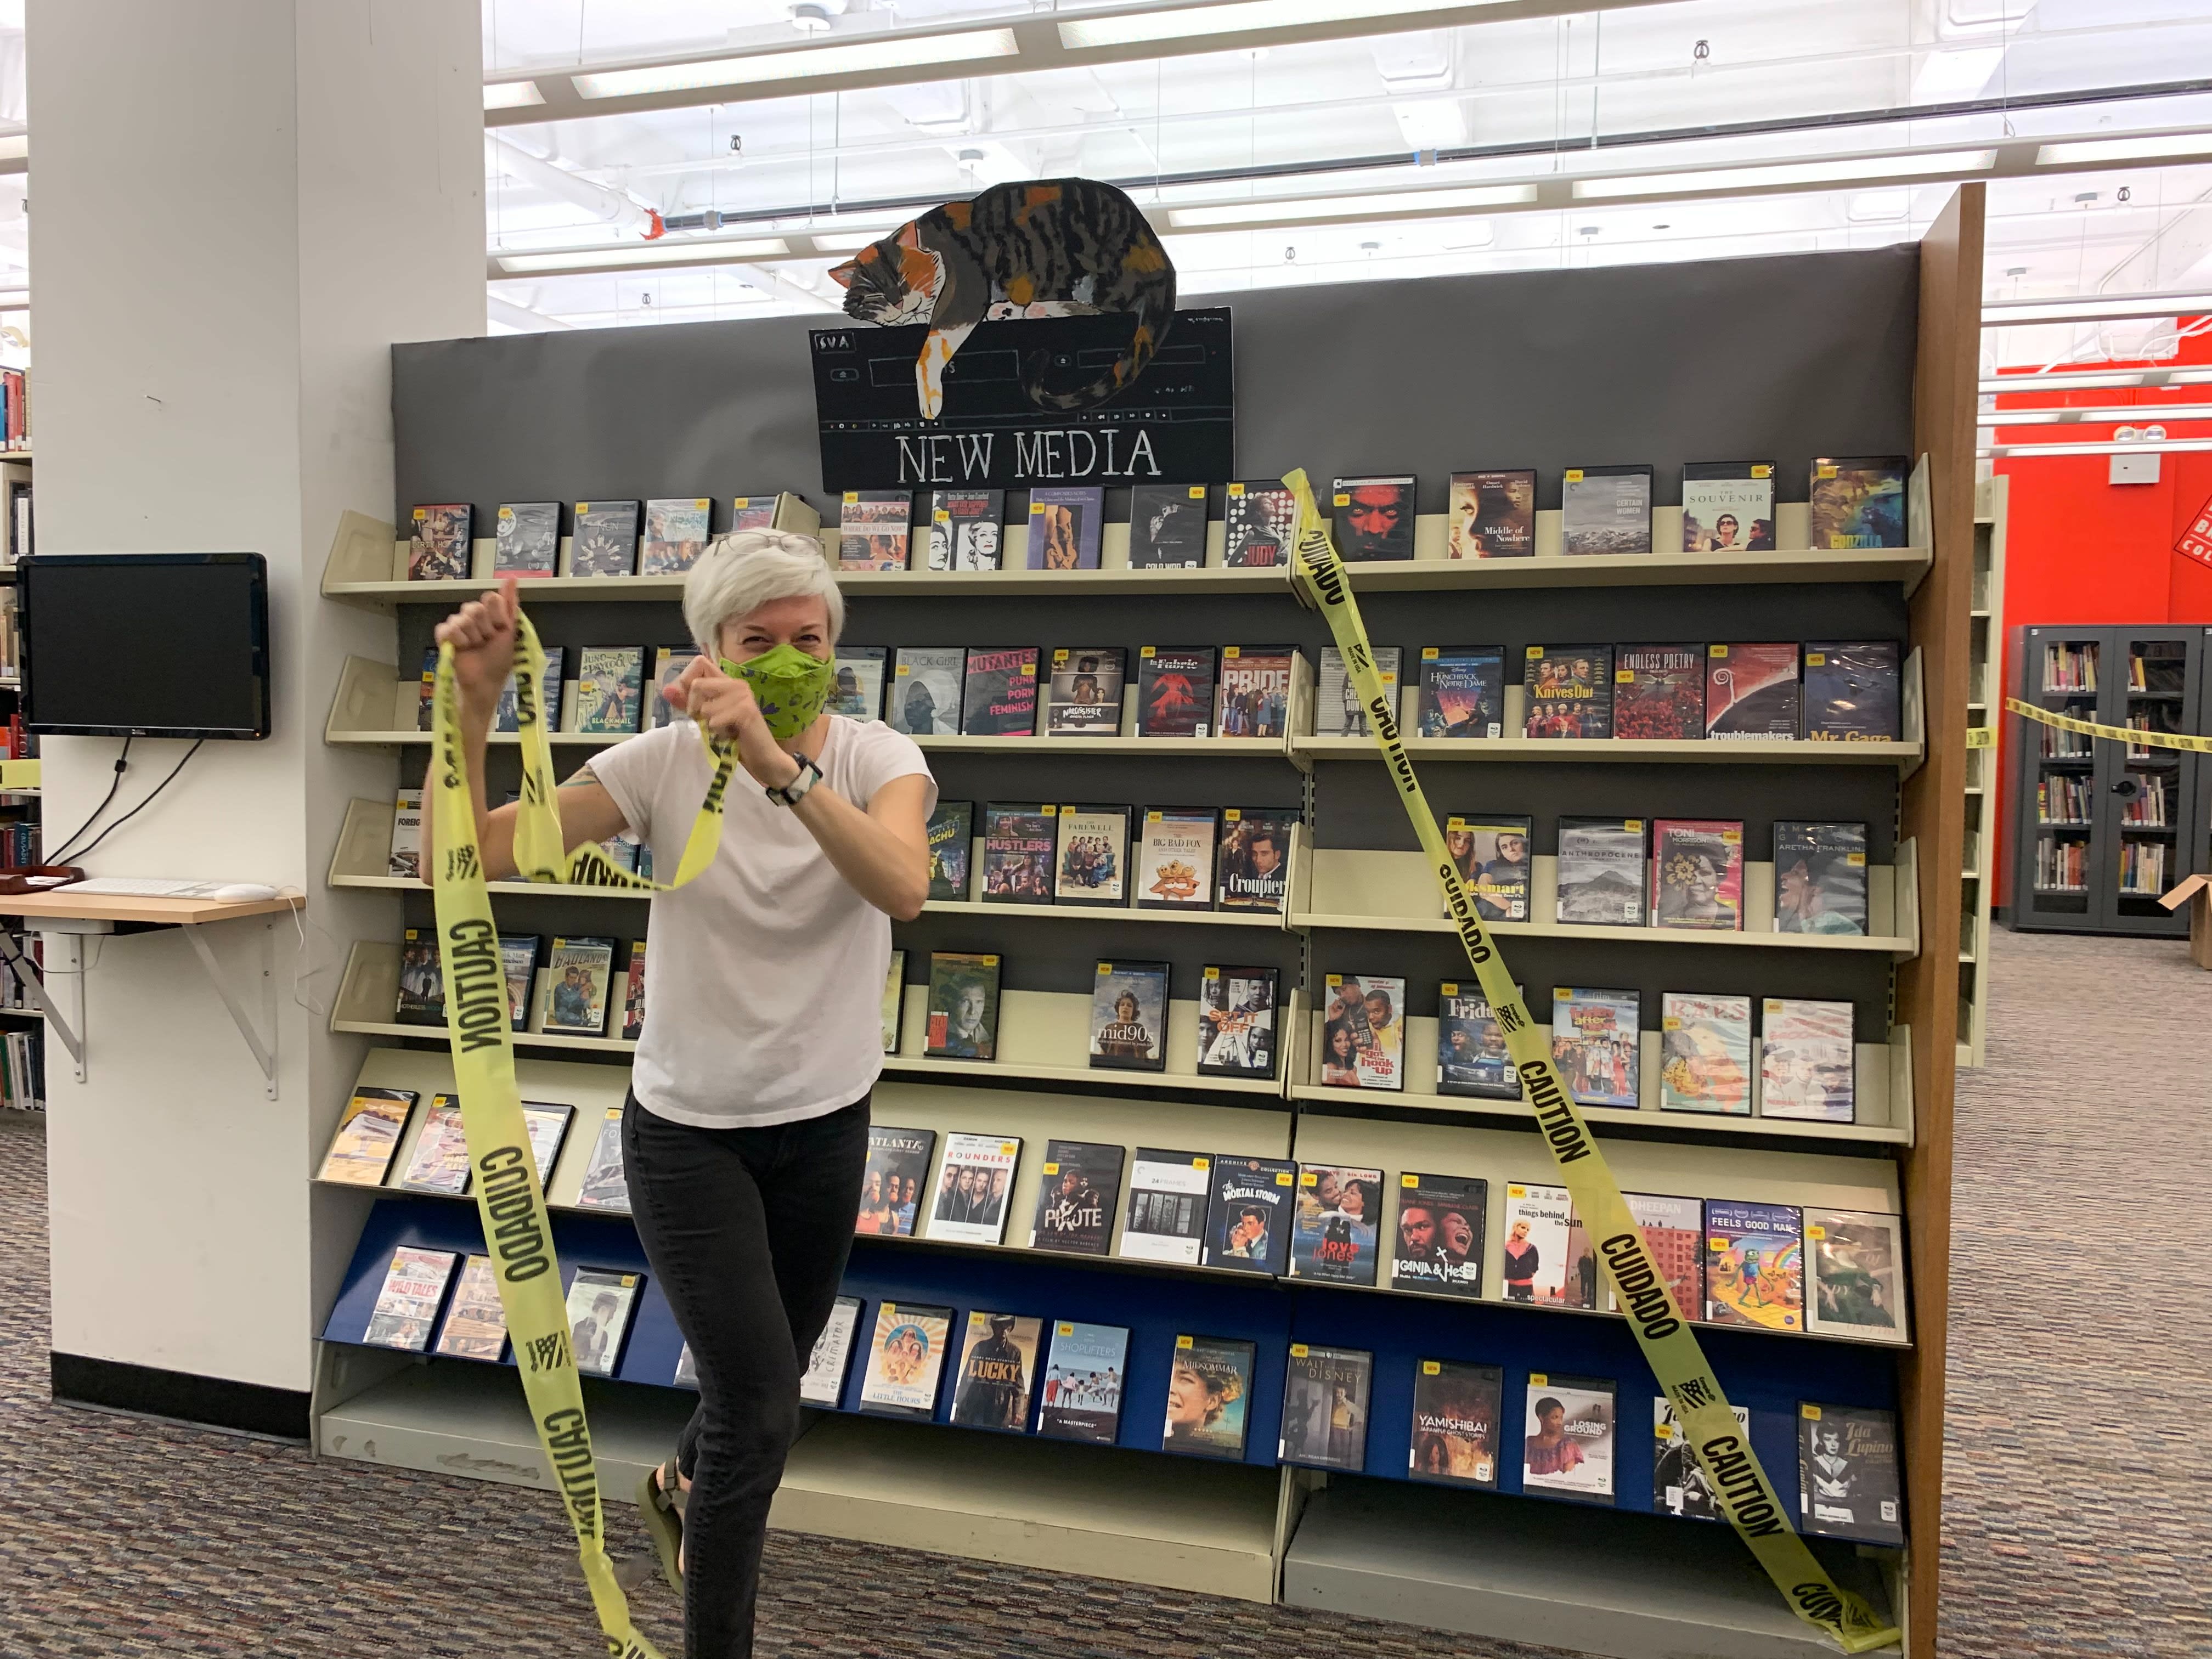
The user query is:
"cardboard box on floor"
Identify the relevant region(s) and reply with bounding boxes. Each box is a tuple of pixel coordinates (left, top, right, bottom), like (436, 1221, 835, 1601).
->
(2159, 874, 2212, 968)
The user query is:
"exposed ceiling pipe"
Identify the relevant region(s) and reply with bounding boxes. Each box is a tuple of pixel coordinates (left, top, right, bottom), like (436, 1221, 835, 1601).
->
(485, 134, 665, 240)
(487, 295, 578, 331)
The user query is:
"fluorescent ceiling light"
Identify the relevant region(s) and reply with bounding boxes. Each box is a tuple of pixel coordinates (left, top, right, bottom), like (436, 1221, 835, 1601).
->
(1170, 183, 1534, 228)
(1979, 404, 2212, 426)
(1979, 368, 2212, 394)
(2037, 133, 2212, 166)
(810, 231, 892, 251)
(483, 80, 545, 111)
(0, 135, 25, 161)
(1984, 438, 2212, 458)
(1983, 291, 2212, 325)
(572, 28, 1018, 99)
(1060, 0, 1505, 50)
(1574, 148, 1996, 200)
(495, 237, 789, 273)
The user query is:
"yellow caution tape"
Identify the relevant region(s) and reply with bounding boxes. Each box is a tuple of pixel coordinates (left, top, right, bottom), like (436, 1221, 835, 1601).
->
(1964, 726, 1994, 749)
(2005, 695, 2212, 754)
(1283, 470, 1900, 1654)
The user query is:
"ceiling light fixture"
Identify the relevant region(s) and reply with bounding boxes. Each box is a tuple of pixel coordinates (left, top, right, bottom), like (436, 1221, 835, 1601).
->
(1978, 368, 2212, 394)
(1983, 438, 2212, 458)
(571, 28, 1019, 99)
(495, 237, 791, 273)
(1169, 183, 1534, 228)
(482, 81, 545, 111)
(1573, 148, 1997, 200)
(2036, 132, 2212, 166)
(1982, 290, 2212, 326)
(1979, 404, 2212, 426)
(1059, 0, 1508, 50)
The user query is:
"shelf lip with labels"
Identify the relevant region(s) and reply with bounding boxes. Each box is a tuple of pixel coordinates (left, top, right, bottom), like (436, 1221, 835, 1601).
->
(1290, 735, 1923, 767)
(1286, 1082, 1911, 1146)
(1290, 911, 1915, 955)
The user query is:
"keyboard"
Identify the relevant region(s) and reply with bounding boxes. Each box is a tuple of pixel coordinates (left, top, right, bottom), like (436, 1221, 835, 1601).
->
(66, 878, 235, 898)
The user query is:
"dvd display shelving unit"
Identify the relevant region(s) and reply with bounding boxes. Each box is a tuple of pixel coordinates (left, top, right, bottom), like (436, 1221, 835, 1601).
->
(1957, 476, 2006, 1067)
(2007, 622, 2205, 936)
(311, 196, 1981, 1659)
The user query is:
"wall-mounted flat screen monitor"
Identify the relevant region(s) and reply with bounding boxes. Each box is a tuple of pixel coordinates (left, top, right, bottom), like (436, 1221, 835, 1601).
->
(21, 552, 272, 739)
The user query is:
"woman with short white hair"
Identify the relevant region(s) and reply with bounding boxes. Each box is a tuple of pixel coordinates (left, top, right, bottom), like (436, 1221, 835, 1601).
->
(428, 528, 933, 1659)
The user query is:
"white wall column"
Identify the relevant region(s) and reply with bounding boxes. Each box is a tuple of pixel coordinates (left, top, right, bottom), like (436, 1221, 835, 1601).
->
(28, 0, 482, 1420)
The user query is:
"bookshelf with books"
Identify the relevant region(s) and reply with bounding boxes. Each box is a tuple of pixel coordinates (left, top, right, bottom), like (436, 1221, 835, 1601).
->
(309, 212, 1979, 1659)
(1957, 478, 2005, 1068)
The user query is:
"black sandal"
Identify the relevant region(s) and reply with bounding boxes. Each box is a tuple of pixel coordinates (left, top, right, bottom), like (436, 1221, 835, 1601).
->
(636, 1455, 685, 1593)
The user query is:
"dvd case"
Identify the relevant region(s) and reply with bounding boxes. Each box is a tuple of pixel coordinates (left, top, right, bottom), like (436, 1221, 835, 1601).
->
(1447, 470, 1535, 558)
(1804, 1207, 1909, 1343)
(1164, 1335, 1256, 1460)
(1120, 1149, 1210, 1265)
(1650, 818, 1745, 930)
(1318, 975, 1405, 1092)
(1418, 647, 1506, 738)
(1279, 1344, 1372, 1469)
(1195, 964, 1278, 1079)
(1028, 1141, 1124, 1256)
(1551, 986, 1639, 1109)
(1556, 817, 1646, 927)
(1316, 647, 1401, 737)
(1390, 1173, 1486, 1298)
(1037, 1321, 1128, 1443)
(1216, 645, 1296, 739)
(1759, 998, 1856, 1121)
(1802, 641, 1902, 741)
(1224, 481, 1295, 567)
(1136, 647, 1217, 737)
(364, 1246, 458, 1351)
(1445, 817, 1531, 922)
(1088, 959, 1169, 1071)
(1521, 1373, 1616, 1500)
(1289, 1164, 1384, 1285)
(1409, 1359, 1503, 1487)
(1333, 476, 1416, 562)
(1659, 992, 1753, 1114)
(1129, 483, 1209, 567)
(1136, 807, 1218, 909)
(888, 646, 965, 736)
(856, 1126, 935, 1237)
(1523, 645, 1613, 738)
(1614, 644, 1707, 740)
(1045, 646, 1127, 736)
(1561, 465, 1652, 556)
(639, 497, 712, 575)
(1800, 1404, 1904, 1544)
(1705, 643, 1801, 739)
(950, 1311, 1042, 1432)
(926, 1132, 1021, 1246)
(858, 1301, 952, 1418)
(1026, 486, 1104, 569)
(1200, 1155, 1295, 1275)
(926, 488, 1006, 571)
(1808, 456, 1909, 550)
(1436, 983, 1520, 1100)
(837, 490, 912, 571)
(1773, 821, 1869, 935)
(1703, 1198, 1805, 1329)
(1680, 462, 1776, 552)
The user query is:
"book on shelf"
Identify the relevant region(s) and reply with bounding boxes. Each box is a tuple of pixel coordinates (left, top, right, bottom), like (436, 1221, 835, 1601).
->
(433, 1255, 510, 1362)
(830, 646, 887, 721)
(1556, 816, 1646, 927)
(568, 500, 641, 578)
(1216, 644, 1297, 739)
(1217, 808, 1296, 912)
(1521, 1373, 1616, 1500)
(1611, 1192, 1706, 1318)
(925, 1132, 1021, 1246)
(1650, 817, 1745, 931)
(1195, 964, 1279, 1080)
(520, 1100, 574, 1184)
(499, 935, 538, 1032)
(1037, 1320, 1128, 1443)
(1120, 1148, 1210, 1265)
(1501, 1181, 1589, 1308)
(1317, 974, 1406, 1093)
(1409, 1359, 1503, 1487)
(1614, 644, 1707, 740)
(1224, 480, 1295, 567)
(496, 646, 566, 733)
(1280, 1343, 1371, 1470)
(318, 1087, 417, 1184)
(1808, 456, 1909, 550)
(1026, 485, 1104, 569)
(924, 951, 999, 1060)
(1028, 1141, 1124, 1255)
(1655, 1397, 1748, 1519)
(1799, 1403, 1904, 1545)
(1446, 817, 1531, 922)
(1390, 1173, 1487, 1298)
(1136, 647, 1217, 737)
(1523, 644, 1613, 739)
(1705, 643, 1800, 739)
(2040, 640, 2098, 693)
(1552, 986, 1639, 1109)
(798, 1296, 864, 1406)
(493, 502, 560, 578)
(980, 803, 1055, 903)
(1056, 804, 1132, 906)
(1045, 646, 1126, 735)
(1289, 1163, 1384, 1285)
(880, 950, 904, 1053)
(1804, 1207, 1910, 1343)
(363, 1246, 458, 1352)
(1680, 461, 1776, 552)
(639, 498, 712, 575)
(1802, 641, 1901, 741)
(925, 488, 1006, 571)
(539, 935, 614, 1035)
(1703, 1198, 1805, 1329)
(1437, 982, 1520, 1099)
(1164, 1334, 1256, 1460)
(575, 647, 645, 736)
(395, 928, 444, 1025)
(837, 490, 912, 571)
(1658, 993, 1752, 1115)
(730, 493, 818, 534)
(408, 504, 473, 582)
(1773, 821, 1869, 935)
(1418, 647, 1505, 738)
(1333, 475, 1416, 562)
(859, 1301, 952, 1418)
(888, 646, 965, 736)
(924, 800, 972, 900)
(566, 1269, 641, 1378)
(1316, 646, 1401, 737)
(1136, 807, 1216, 909)
(1088, 958, 1167, 1071)
(950, 1311, 1043, 1432)
(1200, 1154, 1295, 1274)
(1447, 469, 1535, 558)
(573, 1106, 630, 1214)
(1128, 483, 1209, 568)
(621, 940, 647, 1041)
(856, 1126, 935, 1237)
(1759, 998, 1855, 1121)
(1560, 464, 1652, 556)
(398, 1094, 472, 1194)
(387, 790, 422, 879)
(961, 647, 1040, 736)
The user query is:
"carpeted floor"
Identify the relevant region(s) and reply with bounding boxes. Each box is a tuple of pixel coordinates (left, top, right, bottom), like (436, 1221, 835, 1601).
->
(0, 926, 2204, 1656)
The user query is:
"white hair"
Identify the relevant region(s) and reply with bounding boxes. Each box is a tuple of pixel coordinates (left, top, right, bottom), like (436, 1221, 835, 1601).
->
(682, 529, 844, 656)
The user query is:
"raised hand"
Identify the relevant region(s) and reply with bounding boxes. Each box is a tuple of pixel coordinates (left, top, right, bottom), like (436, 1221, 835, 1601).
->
(663, 654, 801, 789)
(433, 578, 521, 723)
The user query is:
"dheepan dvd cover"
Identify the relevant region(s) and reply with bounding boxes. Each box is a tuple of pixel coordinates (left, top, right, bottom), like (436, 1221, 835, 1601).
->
(1522, 645, 1613, 738)
(950, 1311, 1042, 1432)
(1799, 1403, 1904, 1545)
(1409, 1359, 1503, 1487)
(856, 1126, 935, 1237)
(1390, 1172, 1487, 1299)
(925, 800, 973, 901)
(1437, 984, 1519, 1101)
(1446, 816, 1532, 922)
(573, 1106, 630, 1214)
(1195, 964, 1278, 1079)
(1129, 483, 1210, 568)
(1522, 1373, 1616, 1501)
(1611, 1192, 1705, 1321)
(1447, 469, 1535, 558)
(1332, 475, 1417, 562)
(1279, 1344, 1372, 1470)
(1163, 1334, 1255, 1460)
(1037, 1321, 1128, 1443)
(1200, 1154, 1295, 1275)
(1028, 1141, 1124, 1256)
(888, 646, 965, 736)
(1773, 821, 1870, 935)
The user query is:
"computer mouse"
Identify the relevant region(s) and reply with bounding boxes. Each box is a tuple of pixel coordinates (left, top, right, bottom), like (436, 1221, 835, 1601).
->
(209, 882, 281, 902)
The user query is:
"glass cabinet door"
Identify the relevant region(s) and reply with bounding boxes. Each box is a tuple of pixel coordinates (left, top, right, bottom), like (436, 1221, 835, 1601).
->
(2104, 633, 2197, 929)
(2021, 630, 2099, 921)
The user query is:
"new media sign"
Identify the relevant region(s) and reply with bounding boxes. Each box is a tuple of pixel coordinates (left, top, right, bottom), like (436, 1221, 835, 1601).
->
(810, 308, 1234, 491)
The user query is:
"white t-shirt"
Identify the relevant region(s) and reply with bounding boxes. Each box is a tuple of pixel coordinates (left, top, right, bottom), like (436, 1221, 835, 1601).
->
(589, 713, 935, 1128)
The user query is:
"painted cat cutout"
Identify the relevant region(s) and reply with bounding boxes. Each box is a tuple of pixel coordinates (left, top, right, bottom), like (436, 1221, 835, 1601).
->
(828, 178, 1176, 421)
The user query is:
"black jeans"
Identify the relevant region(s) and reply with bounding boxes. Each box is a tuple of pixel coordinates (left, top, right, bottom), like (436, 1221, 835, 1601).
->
(622, 1091, 871, 1659)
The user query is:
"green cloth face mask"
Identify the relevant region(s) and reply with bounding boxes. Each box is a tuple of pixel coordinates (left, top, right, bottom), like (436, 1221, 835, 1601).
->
(718, 645, 837, 742)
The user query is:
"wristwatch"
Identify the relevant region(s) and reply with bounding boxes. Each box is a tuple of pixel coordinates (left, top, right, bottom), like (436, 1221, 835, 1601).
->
(766, 752, 822, 808)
